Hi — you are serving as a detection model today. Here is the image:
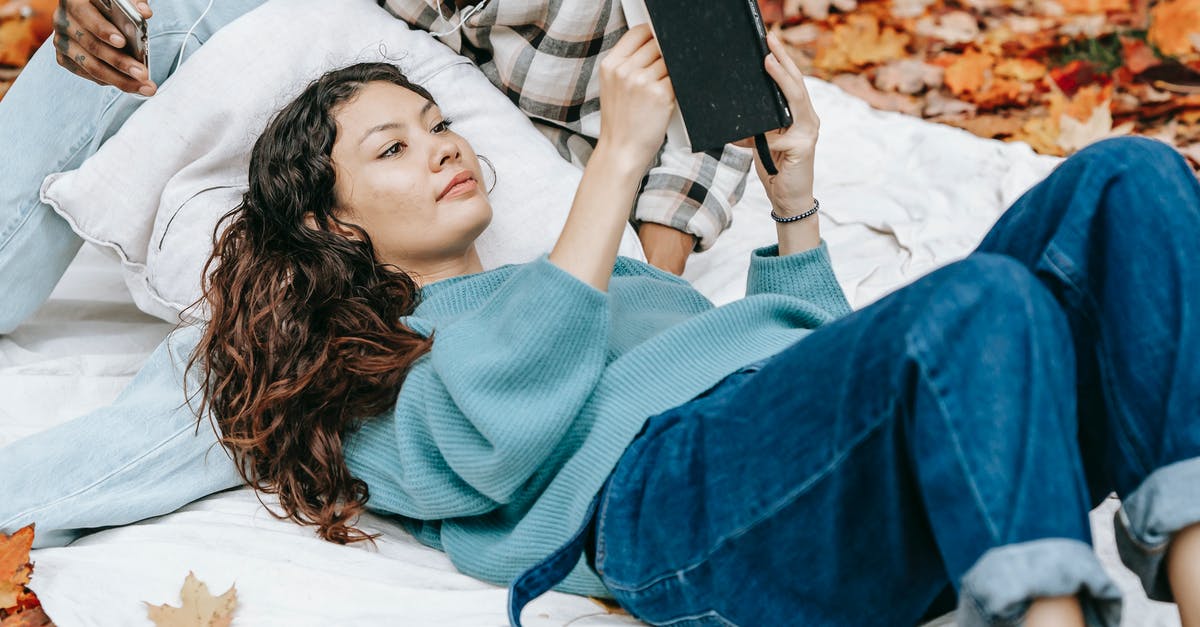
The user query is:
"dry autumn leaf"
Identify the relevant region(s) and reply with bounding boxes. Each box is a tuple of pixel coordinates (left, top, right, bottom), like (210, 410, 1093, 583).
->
(834, 72, 926, 114)
(1148, 0, 1200, 58)
(0, 526, 34, 611)
(814, 13, 911, 72)
(875, 58, 945, 93)
(0, 525, 54, 627)
(145, 572, 237, 627)
(913, 11, 981, 44)
(943, 49, 996, 95)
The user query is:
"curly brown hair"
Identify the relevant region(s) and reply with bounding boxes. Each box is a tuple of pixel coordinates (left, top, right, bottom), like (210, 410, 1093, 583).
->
(187, 63, 437, 544)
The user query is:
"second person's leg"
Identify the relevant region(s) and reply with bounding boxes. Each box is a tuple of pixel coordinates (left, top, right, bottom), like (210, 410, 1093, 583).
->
(0, 327, 243, 548)
(0, 0, 265, 333)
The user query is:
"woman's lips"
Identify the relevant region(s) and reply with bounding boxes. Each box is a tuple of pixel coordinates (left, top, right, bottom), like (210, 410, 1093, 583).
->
(439, 178, 478, 201)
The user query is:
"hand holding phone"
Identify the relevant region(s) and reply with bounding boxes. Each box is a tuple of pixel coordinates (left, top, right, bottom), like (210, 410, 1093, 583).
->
(52, 0, 154, 95)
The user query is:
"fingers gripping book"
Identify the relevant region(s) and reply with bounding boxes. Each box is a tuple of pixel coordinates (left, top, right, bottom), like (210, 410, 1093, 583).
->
(620, 0, 792, 170)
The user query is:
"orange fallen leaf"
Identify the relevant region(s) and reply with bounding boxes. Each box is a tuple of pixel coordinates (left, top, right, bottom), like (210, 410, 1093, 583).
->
(0, 525, 55, 627)
(1058, 101, 1134, 151)
(1148, 0, 1200, 58)
(1017, 114, 1068, 156)
(145, 572, 237, 627)
(1, 607, 54, 627)
(1062, 83, 1112, 121)
(814, 13, 911, 72)
(0, 526, 34, 610)
(944, 49, 996, 95)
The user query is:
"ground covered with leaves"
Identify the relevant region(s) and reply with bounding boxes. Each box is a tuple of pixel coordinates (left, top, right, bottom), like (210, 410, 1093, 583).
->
(760, 0, 1200, 172)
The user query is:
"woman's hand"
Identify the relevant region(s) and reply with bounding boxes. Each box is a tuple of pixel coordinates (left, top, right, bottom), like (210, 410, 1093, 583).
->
(737, 32, 820, 219)
(596, 24, 675, 175)
(549, 25, 675, 291)
(53, 0, 155, 95)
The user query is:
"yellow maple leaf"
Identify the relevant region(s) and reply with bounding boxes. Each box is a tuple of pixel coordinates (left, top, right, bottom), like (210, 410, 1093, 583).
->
(145, 572, 237, 627)
(814, 14, 911, 73)
(1149, 0, 1200, 58)
(944, 49, 996, 95)
(1016, 115, 1067, 156)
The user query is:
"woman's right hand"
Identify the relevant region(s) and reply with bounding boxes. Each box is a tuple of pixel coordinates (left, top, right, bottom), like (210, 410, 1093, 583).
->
(596, 24, 676, 175)
(53, 0, 155, 95)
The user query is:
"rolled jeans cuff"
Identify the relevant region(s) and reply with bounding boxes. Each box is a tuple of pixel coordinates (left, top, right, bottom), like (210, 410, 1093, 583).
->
(1114, 456, 1200, 602)
(957, 538, 1123, 627)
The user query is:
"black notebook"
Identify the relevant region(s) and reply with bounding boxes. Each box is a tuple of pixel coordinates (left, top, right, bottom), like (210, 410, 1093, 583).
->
(621, 0, 792, 153)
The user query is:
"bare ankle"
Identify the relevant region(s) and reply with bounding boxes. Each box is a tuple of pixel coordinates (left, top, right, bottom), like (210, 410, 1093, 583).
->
(1025, 595, 1085, 627)
(1169, 523, 1200, 627)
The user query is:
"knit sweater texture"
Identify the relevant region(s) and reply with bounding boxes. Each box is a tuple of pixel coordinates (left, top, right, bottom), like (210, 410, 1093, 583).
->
(343, 243, 852, 597)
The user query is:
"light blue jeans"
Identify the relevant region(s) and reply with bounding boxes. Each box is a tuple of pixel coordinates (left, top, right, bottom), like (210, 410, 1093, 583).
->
(0, 0, 265, 333)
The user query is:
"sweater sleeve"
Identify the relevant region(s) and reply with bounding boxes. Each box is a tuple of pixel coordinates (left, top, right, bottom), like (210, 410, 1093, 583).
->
(745, 242, 853, 321)
(346, 257, 611, 520)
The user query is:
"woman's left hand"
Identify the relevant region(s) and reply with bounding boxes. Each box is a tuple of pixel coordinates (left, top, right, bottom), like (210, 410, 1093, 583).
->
(737, 32, 821, 219)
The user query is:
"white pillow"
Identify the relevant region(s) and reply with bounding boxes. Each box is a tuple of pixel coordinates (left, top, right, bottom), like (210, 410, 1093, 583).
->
(39, 0, 644, 323)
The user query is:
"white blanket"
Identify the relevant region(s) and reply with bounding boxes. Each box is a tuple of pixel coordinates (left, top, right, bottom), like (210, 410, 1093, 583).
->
(2, 75, 1179, 625)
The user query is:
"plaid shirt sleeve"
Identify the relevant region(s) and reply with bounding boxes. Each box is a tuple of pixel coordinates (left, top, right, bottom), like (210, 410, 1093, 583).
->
(380, 0, 753, 252)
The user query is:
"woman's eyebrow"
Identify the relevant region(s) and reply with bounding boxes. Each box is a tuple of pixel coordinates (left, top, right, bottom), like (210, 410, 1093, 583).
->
(359, 101, 438, 146)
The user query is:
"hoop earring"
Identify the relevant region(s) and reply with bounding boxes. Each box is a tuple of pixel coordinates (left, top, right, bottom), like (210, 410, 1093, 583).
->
(478, 154, 498, 194)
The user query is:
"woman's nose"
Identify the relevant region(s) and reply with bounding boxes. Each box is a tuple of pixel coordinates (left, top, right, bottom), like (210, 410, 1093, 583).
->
(432, 137, 461, 170)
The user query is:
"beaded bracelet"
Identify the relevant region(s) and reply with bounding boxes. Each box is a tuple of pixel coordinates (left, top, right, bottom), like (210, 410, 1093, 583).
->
(769, 197, 820, 223)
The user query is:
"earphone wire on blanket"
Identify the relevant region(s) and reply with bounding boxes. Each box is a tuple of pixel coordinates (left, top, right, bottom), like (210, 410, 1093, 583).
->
(173, 0, 216, 74)
(430, 0, 490, 37)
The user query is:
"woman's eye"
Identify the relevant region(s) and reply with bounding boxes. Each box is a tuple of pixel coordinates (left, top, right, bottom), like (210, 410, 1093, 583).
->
(433, 119, 454, 134)
(381, 142, 405, 158)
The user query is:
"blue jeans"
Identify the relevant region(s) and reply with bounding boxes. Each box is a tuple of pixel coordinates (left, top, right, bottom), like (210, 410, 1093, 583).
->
(0, 0, 264, 333)
(511, 137, 1200, 626)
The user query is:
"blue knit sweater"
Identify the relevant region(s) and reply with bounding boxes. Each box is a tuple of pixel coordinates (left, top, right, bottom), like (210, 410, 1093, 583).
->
(343, 244, 852, 597)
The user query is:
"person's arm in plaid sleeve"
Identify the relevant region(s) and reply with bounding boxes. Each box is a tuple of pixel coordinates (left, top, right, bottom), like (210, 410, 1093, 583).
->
(634, 142, 753, 274)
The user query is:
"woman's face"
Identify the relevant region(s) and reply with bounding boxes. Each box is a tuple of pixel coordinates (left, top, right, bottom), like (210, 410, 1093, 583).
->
(328, 82, 492, 270)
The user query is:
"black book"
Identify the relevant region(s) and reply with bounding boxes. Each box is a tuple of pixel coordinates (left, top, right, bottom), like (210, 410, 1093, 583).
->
(622, 0, 792, 153)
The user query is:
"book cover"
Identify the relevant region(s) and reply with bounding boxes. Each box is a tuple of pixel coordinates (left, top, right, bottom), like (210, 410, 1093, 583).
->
(621, 0, 791, 152)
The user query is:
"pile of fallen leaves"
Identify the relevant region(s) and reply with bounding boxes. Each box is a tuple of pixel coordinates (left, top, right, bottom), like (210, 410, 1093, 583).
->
(759, 0, 1200, 171)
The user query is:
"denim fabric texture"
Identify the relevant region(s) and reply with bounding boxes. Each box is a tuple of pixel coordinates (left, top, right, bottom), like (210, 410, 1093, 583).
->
(0, 0, 265, 333)
(510, 137, 1200, 627)
(0, 327, 243, 549)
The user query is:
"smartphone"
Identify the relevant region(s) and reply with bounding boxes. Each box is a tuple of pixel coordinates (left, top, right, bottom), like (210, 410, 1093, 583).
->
(91, 0, 148, 66)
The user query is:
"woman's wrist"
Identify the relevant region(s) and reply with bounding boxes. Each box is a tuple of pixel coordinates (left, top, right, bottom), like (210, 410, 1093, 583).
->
(593, 137, 656, 182)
